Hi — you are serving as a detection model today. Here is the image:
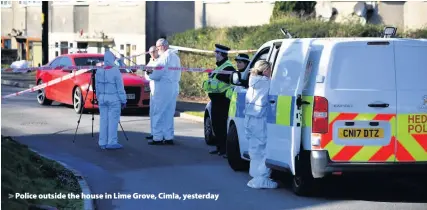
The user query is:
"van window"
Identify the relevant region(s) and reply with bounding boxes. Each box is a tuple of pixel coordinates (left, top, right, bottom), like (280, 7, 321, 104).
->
(249, 47, 270, 69)
(329, 44, 396, 90)
(395, 45, 427, 90)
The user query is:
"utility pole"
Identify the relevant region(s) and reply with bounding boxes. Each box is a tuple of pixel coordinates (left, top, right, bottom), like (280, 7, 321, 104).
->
(42, 1, 48, 65)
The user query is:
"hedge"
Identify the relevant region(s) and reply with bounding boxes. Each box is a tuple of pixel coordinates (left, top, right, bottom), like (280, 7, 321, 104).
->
(168, 16, 427, 100)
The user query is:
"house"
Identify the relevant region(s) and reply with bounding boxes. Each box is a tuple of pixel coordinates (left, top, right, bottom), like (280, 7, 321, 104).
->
(315, 1, 427, 31)
(1, 1, 43, 66)
(2, 1, 277, 66)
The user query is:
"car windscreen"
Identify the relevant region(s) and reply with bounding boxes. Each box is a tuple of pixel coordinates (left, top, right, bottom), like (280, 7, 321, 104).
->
(74, 57, 104, 66)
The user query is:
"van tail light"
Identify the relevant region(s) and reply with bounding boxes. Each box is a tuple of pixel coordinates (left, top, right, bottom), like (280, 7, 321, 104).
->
(312, 96, 328, 134)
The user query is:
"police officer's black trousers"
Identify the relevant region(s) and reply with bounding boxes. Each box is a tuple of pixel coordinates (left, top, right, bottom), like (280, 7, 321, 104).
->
(209, 93, 230, 154)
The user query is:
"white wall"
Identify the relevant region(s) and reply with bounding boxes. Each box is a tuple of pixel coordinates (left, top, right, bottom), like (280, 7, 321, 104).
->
(48, 33, 146, 64)
(195, 1, 275, 28)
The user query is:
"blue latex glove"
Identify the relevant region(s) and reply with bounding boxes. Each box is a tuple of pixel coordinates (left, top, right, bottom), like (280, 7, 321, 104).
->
(121, 103, 126, 109)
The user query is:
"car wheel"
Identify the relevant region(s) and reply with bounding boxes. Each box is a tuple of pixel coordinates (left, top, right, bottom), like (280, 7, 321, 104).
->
(73, 87, 84, 114)
(226, 123, 249, 171)
(204, 113, 216, 146)
(36, 80, 52, 105)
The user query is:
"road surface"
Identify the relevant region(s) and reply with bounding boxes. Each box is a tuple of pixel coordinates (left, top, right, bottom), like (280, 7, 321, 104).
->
(1, 85, 426, 210)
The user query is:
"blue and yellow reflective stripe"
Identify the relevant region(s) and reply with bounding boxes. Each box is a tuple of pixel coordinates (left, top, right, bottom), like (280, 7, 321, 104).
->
(267, 95, 295, 126)
(302, 96, 314, 127)
(229, 93, 313, 128)
(236, 92, 246, 118)
(228, 91, 238, 118)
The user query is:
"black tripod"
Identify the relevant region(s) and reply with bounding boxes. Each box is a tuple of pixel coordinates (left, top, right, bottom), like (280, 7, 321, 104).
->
(73, 68, 129, 143)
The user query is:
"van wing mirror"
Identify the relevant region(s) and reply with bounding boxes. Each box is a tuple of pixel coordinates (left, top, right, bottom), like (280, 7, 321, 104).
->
(230, 71, 241, 85)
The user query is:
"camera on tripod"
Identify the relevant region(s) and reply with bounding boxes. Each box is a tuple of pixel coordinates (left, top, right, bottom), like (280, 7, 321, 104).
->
(89, 68, 98, 105)
(73, 64, 129, 143)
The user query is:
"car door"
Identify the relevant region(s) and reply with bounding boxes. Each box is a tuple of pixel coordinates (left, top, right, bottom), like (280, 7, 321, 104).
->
(46, 57, 63, 100)
(394, 40, 427, 162)
(55, 56, 75, 104)
(233, 46, 272, 159)
(265, 39, 312, 175)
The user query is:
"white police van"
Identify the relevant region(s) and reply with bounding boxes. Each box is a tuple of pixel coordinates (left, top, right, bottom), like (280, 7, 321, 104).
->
(225, 27, 427, 196)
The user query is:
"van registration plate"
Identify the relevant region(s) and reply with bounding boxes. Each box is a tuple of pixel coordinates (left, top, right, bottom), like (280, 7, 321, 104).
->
(338, 128, 384, 139)
(126, 94, 135, 99)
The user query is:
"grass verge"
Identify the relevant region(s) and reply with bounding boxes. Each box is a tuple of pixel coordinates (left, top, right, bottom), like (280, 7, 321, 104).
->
(1, 136, 83, 209)
(183, 111, 204, 118)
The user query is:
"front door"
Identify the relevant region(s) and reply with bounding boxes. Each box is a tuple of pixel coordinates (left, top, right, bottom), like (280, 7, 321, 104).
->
(56, 57, 75, 104)
(394, 40, 427, 162)
(265, 39, 312, 175)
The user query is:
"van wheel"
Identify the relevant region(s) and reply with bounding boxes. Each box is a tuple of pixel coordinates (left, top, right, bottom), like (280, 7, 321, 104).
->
(204, 113, 216, 146)
(226, 123, 249, 171)
(36, 80, 52, 105)
(292, 174, 314, 196)
(292, 153, 315, 196)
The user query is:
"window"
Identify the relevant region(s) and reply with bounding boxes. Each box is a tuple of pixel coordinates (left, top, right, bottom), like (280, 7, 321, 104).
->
(97, 43, 102, 53)
(249, 47, 270, 69)
(60, 42, 68, 55)
(329, 44, 396, 90)
(2, 39, 11, 49)
(49, 57, 62, 67)
(19, 1, 41, 6)
(60, 57, 73, 67)
(55, 51, 59, 57)
(70, 43, 73, 48)
(126, 44, 131, 65)
(1, 1, 11, 7)
(120, 45, 124, 50)
(241, 47, 270, 81)
(74, 57, 104, 66)
(132, 45, 136, 50)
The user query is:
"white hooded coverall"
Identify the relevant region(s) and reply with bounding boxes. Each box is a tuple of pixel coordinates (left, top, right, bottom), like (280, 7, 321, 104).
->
(244, 75, 278, 189)
(148, 49, 181, 141)
(145, 59, 157, 135)
(95, 51, 127, 149)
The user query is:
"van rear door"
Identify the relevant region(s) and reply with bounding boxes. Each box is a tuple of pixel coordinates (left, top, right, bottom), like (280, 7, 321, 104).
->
(324, 40, 397, 163)
(265, 39, 311, 175)
(394, 40, 427, 162)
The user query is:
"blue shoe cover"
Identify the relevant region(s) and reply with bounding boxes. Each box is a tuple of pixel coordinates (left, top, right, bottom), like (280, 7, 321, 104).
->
(99, 145, 107, 149)
(106, 143, 123, 149)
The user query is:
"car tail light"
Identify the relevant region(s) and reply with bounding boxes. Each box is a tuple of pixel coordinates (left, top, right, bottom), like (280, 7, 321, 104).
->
(312, 96, 328, 134)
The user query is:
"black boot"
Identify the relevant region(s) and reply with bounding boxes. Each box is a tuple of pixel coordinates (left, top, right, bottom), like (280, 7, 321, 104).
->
(145, 135, 153, 140)
(148, 140, 163, 145)
(209, 150, 219, 154)
(164, 139, 174, 145)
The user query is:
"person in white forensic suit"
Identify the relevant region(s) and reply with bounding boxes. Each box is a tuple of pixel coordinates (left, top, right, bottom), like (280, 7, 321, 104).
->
(244, 60, 278, 189)
(147, 38, 181, 145)
(95, 50, 127, 149)
(145, 46, 159, 140)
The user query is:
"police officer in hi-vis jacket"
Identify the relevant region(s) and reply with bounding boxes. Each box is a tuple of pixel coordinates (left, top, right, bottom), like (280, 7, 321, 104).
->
(202, 44, 237, 158)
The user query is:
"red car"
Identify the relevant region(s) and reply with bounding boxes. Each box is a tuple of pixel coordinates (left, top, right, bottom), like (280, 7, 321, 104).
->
(35, 53, 150, 114)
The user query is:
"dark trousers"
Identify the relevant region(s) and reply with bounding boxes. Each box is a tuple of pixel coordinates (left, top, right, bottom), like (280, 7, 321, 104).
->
(209, 93, 230, 153)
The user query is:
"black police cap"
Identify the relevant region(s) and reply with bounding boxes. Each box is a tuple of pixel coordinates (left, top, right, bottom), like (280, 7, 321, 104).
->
(214, 44, 230, 53)
(235, 53, 250, 62)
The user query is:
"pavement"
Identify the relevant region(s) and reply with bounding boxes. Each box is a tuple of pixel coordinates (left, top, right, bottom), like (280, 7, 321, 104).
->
(2, 84, 427, 209)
